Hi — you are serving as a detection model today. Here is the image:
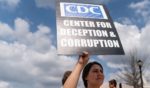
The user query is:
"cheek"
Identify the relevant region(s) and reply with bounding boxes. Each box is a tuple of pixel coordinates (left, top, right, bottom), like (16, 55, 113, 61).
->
(102, 74, 104, 78)
(87, 73, 97, 79)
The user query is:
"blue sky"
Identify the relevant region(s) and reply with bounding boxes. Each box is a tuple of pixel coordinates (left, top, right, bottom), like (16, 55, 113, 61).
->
(0, 0, 150, 88)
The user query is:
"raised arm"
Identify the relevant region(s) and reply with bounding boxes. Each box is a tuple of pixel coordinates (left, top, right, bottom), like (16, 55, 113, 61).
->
(63, 51, 89, 88)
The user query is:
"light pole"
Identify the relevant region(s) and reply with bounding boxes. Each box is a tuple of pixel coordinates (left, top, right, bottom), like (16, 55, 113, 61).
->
(119, 83, 122, 88)
(137, 60, 144, 88)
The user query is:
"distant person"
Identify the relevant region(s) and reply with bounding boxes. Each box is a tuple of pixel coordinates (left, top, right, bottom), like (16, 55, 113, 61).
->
(109, 79, 117, 88)
(62, 71, 72, 85)
(119, 83, 122, 88)
(63, 51, 104, 88)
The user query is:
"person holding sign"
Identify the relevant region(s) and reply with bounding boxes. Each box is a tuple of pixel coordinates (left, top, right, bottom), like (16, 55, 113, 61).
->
(63, 51, 104, 88)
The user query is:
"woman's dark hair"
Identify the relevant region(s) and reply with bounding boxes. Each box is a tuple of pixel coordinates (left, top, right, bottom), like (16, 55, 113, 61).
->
(82, 61, 103, 88)
(62, 71, 72, 85)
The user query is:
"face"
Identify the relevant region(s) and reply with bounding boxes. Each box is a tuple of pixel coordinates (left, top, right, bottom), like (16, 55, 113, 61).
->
(109, 83, 114, 88)
(85, 64, 104, 87)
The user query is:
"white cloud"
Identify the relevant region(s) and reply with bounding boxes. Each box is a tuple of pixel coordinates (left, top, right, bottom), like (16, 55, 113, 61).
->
(0, 22, 14, 41)
(12, 18, 52, 53)
(0, 81, 11, 88)
(129, 0, 150, 22)
(0, 18, 77, 88)
(140, 23, 150, 52)
(35, 0, 55, 9)
(114, 22, 141, 52)
(105, 22, 150, 67)
(107, 62, 128, 69)
(0, 0, 20, 9)
(129, 0, 150, 10)
(117, 17, 134, 25)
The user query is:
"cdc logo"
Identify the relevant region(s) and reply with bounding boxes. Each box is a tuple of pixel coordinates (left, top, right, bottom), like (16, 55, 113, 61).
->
(60, 2, 108, 19)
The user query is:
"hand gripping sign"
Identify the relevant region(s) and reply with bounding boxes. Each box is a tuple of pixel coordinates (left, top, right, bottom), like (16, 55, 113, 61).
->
(56, 1, 124, 55)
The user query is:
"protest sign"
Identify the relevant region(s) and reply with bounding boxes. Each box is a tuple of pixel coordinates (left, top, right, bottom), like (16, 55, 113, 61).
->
(56, 1, 124, 55)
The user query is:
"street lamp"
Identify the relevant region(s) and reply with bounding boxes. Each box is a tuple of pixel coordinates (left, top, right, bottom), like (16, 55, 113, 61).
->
(137, 60, 144, 88)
